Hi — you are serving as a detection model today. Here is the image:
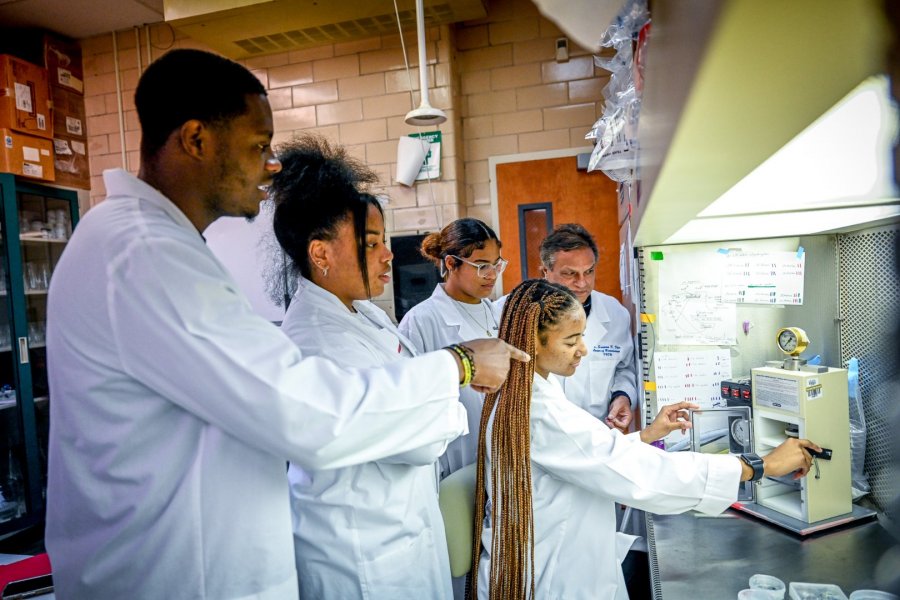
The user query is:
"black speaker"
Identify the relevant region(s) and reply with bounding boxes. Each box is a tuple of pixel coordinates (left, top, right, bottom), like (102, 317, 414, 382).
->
(391, 234, 440, 323)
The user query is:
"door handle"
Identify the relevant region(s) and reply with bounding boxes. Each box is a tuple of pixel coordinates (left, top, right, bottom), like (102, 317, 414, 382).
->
(18, 336, 29, 364)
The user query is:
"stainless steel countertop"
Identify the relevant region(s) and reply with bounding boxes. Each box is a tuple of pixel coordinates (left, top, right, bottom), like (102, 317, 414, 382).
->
(647, 510, 896, 599)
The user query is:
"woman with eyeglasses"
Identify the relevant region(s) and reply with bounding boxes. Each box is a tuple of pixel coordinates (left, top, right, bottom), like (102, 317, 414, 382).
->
(398, 218, 508, 480)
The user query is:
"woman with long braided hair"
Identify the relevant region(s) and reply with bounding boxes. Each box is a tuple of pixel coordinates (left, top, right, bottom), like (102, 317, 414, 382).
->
(471, 279, 821, 599)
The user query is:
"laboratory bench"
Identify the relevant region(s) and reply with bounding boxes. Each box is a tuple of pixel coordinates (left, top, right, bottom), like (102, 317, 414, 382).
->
(647, 509, 897, 599)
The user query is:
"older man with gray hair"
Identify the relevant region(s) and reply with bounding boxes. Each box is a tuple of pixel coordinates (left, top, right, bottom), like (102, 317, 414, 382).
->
(538, 223, 637, 431)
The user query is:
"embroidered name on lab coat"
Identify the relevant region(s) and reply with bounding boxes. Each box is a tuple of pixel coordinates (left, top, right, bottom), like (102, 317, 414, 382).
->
(593, 344, 621, 357)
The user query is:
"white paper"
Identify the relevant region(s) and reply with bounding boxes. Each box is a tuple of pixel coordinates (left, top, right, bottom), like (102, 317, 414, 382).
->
(655, 350, 732, 410)
(22, 146, 39, 162)
(71, 140, 86, 155)
(54, 139, 72, 155)
(66, 116, 83, 136)
(22, 163, 42, 178)
(722, 250, 805, 305)
(395, 136, 428, 186)
(654, 349, 732, 446)
(14, 82, 33, 112)
(656, 251, 736, 345)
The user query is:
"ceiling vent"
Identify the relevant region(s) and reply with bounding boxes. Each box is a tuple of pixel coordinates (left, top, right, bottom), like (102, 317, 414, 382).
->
(163, 0, 486, 60)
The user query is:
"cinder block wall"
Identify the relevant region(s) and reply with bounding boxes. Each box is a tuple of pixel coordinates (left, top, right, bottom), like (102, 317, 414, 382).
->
(78, 0, 607, 313)
(454, 0, 608, 223)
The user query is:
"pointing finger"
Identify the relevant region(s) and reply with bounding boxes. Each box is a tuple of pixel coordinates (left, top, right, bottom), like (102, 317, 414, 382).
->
(504, 342, 530, 362)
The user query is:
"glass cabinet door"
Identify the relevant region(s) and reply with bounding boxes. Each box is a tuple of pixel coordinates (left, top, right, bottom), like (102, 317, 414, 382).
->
(0, 173, 78, 535)
(0, 217, 24, 526)
(17, 191, 72, 509)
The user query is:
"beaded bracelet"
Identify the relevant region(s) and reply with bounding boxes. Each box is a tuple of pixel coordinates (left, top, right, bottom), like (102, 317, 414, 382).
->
(457, 344, 477, 382)
(445, 343, 475, 387)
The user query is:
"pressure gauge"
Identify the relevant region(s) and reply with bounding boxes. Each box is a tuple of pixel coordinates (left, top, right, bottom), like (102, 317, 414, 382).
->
(730, 418, 751, 447)
(776, 327, 809, 357)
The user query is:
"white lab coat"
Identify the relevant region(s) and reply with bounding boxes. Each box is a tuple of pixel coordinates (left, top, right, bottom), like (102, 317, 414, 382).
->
(399, 283, 500, 478)
(494, 290, 637, 420)
(281, 278, 454, 600)
(45, 169, 467, 600)
(477, 374, 741, 600)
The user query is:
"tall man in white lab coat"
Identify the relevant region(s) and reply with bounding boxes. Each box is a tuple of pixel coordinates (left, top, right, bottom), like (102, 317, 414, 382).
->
(44, 49, 526, 600)
(539, 224, 638, 431)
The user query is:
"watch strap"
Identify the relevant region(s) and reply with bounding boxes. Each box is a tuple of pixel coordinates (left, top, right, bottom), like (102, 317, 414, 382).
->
(739, 452, 765, 482)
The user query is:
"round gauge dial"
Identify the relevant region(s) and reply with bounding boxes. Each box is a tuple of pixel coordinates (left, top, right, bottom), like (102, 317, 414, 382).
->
(775, 327, 809, 356)
(730, 418, 751, 447)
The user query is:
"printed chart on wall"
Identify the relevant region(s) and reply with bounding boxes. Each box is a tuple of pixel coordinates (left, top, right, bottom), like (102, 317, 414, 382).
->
(721, 249, 805, 305)
(654, 349, 732, 446)
(654, 250, 736, 345)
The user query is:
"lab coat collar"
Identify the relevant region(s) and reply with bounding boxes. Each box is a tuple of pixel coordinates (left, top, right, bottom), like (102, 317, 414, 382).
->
(293, 276, 352, 314)
(588, 290, 612, 323)
(429, 283, 467, 329)
(533, 371, 565, 396)
(103, 169, 199, 236)
(293, 277, 419, 356)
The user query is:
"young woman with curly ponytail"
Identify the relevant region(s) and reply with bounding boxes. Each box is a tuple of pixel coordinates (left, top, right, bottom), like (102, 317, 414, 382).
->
(399, 218, 508, 480)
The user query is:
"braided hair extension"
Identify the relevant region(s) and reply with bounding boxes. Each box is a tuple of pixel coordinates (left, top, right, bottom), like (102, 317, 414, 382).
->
(469, 279, 580, 599)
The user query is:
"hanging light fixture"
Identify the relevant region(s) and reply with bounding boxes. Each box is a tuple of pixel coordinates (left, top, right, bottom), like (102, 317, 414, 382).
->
(405, 0, 447, 126)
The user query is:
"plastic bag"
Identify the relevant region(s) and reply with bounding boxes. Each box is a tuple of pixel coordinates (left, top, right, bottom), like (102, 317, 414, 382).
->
(847, 357, 870, 499)
(585, 0, 648, 183)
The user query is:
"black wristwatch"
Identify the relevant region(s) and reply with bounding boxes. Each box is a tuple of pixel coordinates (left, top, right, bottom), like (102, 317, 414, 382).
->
(739, 453, 765, 482)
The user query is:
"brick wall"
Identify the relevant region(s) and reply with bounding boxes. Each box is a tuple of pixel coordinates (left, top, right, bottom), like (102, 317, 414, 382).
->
(78, 0, 606, 312)
(454, 0, 608, 224)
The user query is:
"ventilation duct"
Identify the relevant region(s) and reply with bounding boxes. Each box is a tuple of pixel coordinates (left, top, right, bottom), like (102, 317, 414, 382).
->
(163, 0, 487, 60)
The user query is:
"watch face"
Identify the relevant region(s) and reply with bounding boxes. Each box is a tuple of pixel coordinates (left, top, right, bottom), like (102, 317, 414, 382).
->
(778, 329, 798, 353)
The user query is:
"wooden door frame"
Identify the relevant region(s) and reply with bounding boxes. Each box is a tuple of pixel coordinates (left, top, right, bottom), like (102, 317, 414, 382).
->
(488, 146, 593, 294)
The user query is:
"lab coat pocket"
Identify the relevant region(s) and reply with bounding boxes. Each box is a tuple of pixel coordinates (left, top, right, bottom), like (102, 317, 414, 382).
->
(361, 528, 440, 598)
(589, 358, 617, 405)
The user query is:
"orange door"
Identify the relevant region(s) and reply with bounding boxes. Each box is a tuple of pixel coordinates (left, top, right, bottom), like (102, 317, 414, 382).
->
(496, 156, 621, 300)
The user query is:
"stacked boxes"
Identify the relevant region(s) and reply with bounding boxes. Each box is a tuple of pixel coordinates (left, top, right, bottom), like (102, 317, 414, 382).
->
(44, 34, 89, 189)
(0, 54, 54, 181)
(50, 84, 88, 189)
(0, 32, 89, 187)
(43, 35, 84, 94)
(0, 128, 54, 180)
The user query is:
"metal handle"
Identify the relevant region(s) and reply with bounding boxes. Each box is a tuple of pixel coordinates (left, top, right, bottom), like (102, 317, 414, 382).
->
(18, 336, 29, 364)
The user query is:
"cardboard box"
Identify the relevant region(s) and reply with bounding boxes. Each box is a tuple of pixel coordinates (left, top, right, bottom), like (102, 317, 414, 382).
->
(51, 134, 89, 189)
(0, 55, 52, 139)
(50, 85, 86, 139)
(0, 30, 83, 95)
(0, 128, 55, 181)
(43, 35, 83, 94)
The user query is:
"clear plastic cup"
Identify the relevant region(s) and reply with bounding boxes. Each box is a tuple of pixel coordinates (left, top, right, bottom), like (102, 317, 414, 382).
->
(740, 590, 775, 600)
(848, 591, 898, 600)
(750, 574, 786, 599)
(789, 582, 848, 600)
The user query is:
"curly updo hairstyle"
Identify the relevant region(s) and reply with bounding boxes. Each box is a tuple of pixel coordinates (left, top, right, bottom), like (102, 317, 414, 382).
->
(269, 133, 381, 297)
